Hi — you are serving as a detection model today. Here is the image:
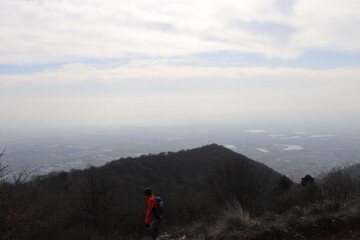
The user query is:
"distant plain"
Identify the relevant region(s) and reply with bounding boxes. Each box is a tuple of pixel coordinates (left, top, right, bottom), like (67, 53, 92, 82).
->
(1, 124, 360, 181)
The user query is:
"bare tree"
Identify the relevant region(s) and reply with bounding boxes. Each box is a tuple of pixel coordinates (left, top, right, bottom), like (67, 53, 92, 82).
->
(320, 166, 359, 202)
(0, 148, 8, 194)
(71, 170, 120, 233)
(0, 148, 7, 179)
(12, 168, 31, 186)
(0, 149, 30, 188)
(0, 148, 9, 232)
(0, 149, 5, 159)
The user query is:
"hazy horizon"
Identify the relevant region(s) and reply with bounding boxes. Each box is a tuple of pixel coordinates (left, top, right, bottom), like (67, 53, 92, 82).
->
(1, 111, 360, 135)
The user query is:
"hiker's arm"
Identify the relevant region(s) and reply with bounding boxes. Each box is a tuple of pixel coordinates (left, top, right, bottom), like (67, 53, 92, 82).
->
(145, 198, 156, 224)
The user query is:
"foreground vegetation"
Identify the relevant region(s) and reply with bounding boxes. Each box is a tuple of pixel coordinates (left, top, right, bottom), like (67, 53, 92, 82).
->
(162, 196, 360, 240)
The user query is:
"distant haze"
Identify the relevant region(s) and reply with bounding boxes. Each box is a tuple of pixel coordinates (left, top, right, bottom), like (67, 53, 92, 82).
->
(0, 0, 359, 130)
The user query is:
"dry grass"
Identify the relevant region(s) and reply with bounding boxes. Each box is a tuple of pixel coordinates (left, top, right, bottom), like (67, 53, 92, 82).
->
(221, 197, 251, 222)
(156, 198, 260, 240)
(211, 198, 260, 239)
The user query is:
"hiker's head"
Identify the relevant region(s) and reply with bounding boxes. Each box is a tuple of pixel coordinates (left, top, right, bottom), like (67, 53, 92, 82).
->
(144, 188, 152, 196)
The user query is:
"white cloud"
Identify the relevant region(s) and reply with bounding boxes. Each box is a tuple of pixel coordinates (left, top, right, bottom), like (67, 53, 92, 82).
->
(0, 0, 359, 64)
(1, 0, 359, 128)
(292, 0, 360, 51)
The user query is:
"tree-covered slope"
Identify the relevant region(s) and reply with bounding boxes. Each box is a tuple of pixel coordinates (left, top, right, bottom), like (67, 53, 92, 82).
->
(2, 144, 283, 239)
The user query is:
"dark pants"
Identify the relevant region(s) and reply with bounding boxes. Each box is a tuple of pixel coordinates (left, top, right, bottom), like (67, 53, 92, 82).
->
(148, 219, 161, 240)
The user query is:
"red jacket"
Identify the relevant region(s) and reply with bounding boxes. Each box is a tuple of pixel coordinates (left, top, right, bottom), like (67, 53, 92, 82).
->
(145, 194, 160, 224)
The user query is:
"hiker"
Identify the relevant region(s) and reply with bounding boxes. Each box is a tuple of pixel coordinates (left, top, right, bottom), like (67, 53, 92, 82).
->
(144, 188, 162, 240)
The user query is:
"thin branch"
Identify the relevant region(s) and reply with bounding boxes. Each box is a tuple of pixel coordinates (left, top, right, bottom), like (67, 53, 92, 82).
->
(13, 167, 32, 185)
(0, 148, 8, 180)
(0, 148, 5, 159)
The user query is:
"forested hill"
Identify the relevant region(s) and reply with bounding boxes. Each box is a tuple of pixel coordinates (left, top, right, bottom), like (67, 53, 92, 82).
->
(4, 144, 283, 239)
(33, 143, 283, 212)
(102, 143, 282, 201)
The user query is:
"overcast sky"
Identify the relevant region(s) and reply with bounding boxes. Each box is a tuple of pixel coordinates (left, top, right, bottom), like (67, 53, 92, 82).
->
(0, 0, 359, 129)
